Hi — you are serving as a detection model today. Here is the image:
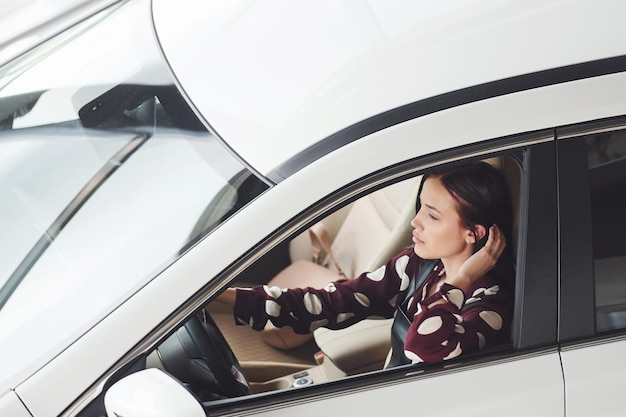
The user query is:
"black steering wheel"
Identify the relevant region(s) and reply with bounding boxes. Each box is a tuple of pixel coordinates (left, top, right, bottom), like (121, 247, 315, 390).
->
(156, 311, 251, 400)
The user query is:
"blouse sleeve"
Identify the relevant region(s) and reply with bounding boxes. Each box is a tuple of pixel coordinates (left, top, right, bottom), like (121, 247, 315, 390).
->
(233, 249, 419, 334)
(403, 279, 513, 364)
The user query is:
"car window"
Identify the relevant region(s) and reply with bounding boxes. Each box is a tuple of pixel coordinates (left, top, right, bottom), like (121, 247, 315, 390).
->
(141, 152, 526, 408)
(586, 130, 626, 332)
(0, 0, 268, 393)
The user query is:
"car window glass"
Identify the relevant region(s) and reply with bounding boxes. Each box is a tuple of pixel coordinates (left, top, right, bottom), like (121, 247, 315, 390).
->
(0, 1, 268, 393)
(586, 130, 626, 332)
(159, 153, 523, 407)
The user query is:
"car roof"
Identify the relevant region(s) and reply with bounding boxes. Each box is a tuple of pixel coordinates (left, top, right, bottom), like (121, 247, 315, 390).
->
(153, 0, 626, 180)
(5, 1, 626, 180)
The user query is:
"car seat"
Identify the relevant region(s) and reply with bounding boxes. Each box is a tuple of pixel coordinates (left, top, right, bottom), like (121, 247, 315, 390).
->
(312, 156, 522, 374)
(259, 176, 422, 350)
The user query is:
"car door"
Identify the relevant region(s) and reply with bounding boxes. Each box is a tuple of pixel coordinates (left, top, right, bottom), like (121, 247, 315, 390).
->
(199, 136, 563, 416)
(557, 119, 626, 416)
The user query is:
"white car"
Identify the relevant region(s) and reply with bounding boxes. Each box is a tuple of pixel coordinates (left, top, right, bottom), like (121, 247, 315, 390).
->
(2, 0, 626, 416)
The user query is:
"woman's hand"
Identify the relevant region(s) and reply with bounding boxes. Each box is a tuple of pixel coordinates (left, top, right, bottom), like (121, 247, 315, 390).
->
(450, 225, 506, 292)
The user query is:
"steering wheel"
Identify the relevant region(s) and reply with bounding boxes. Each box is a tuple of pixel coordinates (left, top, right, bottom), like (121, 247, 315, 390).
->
(156, 310, 251, 399)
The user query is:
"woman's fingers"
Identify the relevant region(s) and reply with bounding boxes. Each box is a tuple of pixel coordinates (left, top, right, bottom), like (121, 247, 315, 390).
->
(484, 225, 505, 258)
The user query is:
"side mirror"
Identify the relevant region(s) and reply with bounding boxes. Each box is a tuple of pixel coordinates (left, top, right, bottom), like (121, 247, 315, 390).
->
(104, 368, 205, 417)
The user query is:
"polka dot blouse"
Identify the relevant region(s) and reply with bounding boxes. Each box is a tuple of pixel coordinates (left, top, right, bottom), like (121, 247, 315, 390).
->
(233, 248, 513, 364)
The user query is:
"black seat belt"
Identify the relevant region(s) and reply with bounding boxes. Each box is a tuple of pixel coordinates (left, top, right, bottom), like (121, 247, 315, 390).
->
(387, 259, 438, 368)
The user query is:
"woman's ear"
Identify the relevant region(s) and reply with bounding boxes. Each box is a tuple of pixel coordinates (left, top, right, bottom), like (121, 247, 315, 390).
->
(474, 224, 487, 241)
(465, 224, 487, 243)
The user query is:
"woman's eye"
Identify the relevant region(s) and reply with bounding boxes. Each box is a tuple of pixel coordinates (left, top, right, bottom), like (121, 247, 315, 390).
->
(428, 214, 438, 221)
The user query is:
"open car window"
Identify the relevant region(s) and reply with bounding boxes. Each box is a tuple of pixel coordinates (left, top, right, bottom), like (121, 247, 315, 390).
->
(136, 152, 525, 408)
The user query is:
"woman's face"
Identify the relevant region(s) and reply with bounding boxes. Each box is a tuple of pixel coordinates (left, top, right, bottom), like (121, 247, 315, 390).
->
(411, 177, 473, 260)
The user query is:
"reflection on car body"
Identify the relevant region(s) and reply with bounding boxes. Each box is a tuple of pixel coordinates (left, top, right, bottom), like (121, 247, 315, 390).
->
(2, 0, 626, 416)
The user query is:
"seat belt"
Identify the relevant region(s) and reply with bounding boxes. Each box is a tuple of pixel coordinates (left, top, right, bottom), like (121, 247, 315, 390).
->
(387, 259, 438, 368)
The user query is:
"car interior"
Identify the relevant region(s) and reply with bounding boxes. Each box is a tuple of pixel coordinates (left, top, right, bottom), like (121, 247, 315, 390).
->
(587, 131, 626, 332)
(130, 153, 524, 403)
(9, 74, 535, 415)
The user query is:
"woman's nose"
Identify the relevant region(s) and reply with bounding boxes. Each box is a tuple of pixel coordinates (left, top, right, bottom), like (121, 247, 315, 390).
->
(410, 212, 421, 229)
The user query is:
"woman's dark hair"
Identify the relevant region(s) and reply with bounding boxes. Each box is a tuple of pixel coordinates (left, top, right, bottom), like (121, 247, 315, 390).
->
(419, 160, 516, 285)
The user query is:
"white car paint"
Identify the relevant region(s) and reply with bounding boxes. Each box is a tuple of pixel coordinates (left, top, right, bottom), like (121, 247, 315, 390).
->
(250, 353, 564, 417)
(104, 369, 205, 417)
(0, 390, 32, 417)
(561, 339, 626, 416)
(153, 0, 626, 175)
(14, 69, 624, 416)
(1, 0, 626, 416)
(0, 0, 122, 68)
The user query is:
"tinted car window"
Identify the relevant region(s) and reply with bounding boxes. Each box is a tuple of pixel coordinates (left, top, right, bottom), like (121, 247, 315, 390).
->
(586, 130, 626, 332)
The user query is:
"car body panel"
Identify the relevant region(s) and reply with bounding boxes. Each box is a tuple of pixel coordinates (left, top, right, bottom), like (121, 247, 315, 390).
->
(239, 352, 564, 417)
(561, 339, 626, 416)
(15, 68, 623, 415)
(153, 0, 626, 176)
(2, 0, 626, 416)
(8, 61, 626, 416)
(0, 390, 31, 417)
(555, 118, 626, 416)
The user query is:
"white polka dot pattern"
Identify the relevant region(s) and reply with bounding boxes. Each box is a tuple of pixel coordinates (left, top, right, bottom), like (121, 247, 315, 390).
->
(232, 248, 512, 366)
(337, 312, 355, 323)
(388, 294, 399, 308)
(485, 285, 499, 295)
(263, 285, 282, 299)
(479, 310, 503, 330)
(477, 332, 486, 349)
(265, 300, 281, 317)
(303, 293, 323, 315)
(472, 288, 486, 297)
(446, 288, 464, 309)
(404, 350, 424, 363)
(395, 255, 411, 291)
(443, 342, 462, 360)
(417, 316, 443, 335)
(366, 265, 386, 281)
(354, 292, 370, 307)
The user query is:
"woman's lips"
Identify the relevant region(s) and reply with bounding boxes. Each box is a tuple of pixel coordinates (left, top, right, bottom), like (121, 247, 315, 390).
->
(412, 233, 424, 244)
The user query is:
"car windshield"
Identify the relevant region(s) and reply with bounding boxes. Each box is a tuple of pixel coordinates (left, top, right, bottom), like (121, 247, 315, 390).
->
(0, 0, 268, 392)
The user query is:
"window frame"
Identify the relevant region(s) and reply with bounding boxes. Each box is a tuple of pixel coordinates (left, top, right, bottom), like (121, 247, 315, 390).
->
(199, 134, 559, 415)
(71, 126, 561, 417)
(557, 116, 626, 343)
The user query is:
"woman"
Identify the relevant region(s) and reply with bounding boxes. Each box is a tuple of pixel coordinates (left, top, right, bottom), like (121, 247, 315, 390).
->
(218, 161, 515, 365)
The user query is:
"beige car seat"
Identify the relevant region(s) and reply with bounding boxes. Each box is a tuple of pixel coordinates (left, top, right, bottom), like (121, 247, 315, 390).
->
(312, 156, 522, 374)
(260, 176, 422, 351)
(262, 156, 521, 374)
